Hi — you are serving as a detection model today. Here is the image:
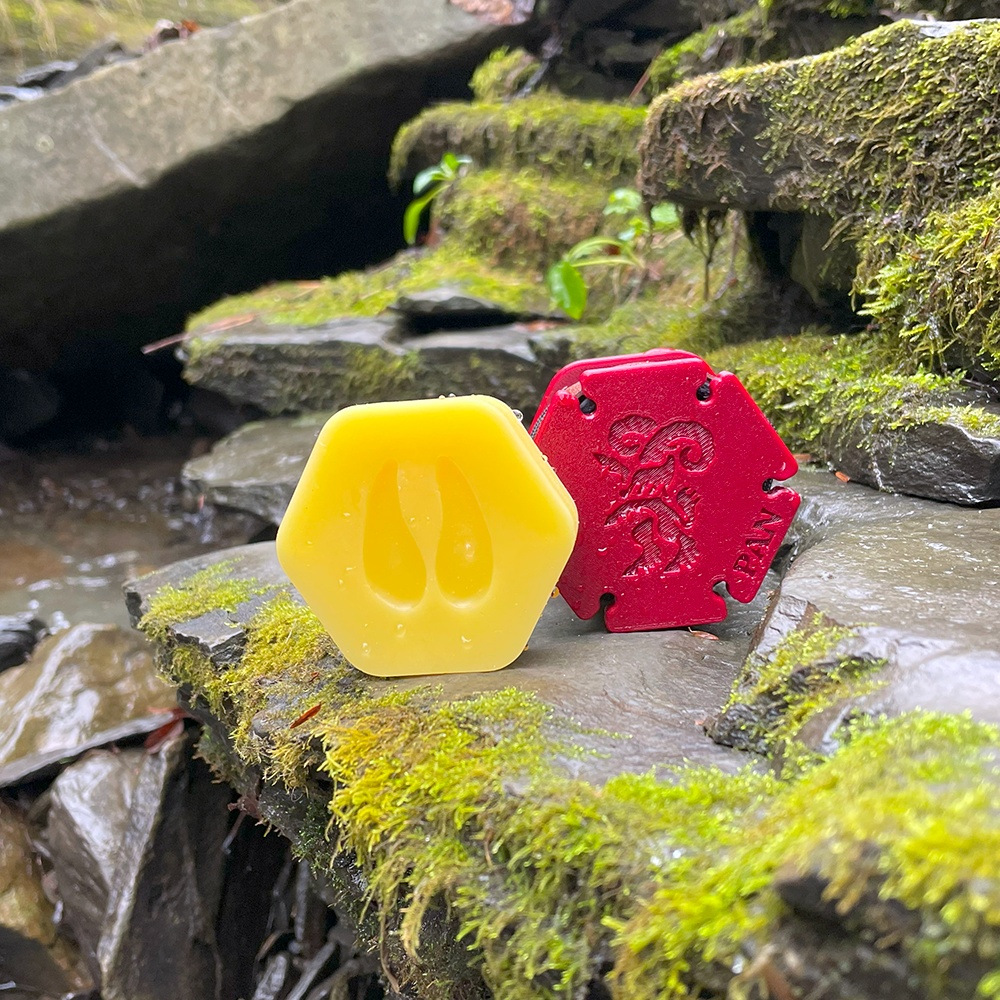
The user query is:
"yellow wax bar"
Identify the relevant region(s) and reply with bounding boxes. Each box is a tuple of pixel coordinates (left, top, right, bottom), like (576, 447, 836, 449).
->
(276, 396, 578, 677)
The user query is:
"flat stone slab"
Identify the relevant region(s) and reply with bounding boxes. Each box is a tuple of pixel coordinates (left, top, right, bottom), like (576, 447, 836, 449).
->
(182, 318, 559, 419)
(182, 414, 328, 524)
(0, 623, 177, 786)
(710, 467, 1000, 751)
(820, 391, 1000, 506)
(125, 541, 764, 781)
(0, 0, 516, 369)
(123, 470, 1000, 1000)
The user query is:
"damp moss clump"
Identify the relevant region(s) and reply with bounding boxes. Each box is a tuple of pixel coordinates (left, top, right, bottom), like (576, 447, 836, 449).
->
(469, 46, 540, 103)
(185, 245, 551, 334)
(437, 168, 610, 271)
(138, 561, 275, 644)
(856, 187, 1000, 372)
(141, 556, 1000, 1000)
(710, 612, 886, 759)
(643, 19, 1000, 223)
(648, 6, 766, 94)
(615, 712, 1000, 999)
(389, 94, 647, 187)
(706, 331, 1000, 457)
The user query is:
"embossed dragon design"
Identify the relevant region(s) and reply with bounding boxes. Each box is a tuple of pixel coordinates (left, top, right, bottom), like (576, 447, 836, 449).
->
(594, 416, 715, 578)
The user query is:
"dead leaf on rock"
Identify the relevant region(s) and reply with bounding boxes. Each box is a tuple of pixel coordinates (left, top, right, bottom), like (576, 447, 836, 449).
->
(449, 0, 534, 25)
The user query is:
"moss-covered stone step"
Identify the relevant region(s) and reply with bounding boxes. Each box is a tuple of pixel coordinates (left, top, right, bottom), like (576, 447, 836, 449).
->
(639, 18, 1000, 368)
(640, 19, 1000, 220)
(709, 467, 1000, 757)
(181, 314, 567, 419)
(126, 540, 1000, 999)
(389, 93, 647, 186)
(707, 333, 1000, 505)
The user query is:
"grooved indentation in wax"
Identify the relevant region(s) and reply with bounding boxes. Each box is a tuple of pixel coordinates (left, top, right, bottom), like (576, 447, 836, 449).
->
(363, 461, 426, 606)
(435, 457, 493, 603)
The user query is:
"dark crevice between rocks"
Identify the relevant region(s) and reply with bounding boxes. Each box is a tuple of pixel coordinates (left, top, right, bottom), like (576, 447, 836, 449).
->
(0, 27, 534, 449)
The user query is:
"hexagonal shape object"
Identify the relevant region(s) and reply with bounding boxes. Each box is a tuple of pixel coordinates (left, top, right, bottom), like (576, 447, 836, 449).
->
(276, 396, 578, 677)
(531, 351, 801, 632)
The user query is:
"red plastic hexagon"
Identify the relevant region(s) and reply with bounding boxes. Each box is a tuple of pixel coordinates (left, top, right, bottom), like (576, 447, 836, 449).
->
(530, 351, 801, 632)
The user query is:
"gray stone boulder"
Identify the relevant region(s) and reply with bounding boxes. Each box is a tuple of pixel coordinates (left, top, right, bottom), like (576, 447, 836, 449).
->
(0, 0, 524, 372)
(183, 414, 327, 524)
(181, 316, 560, 419)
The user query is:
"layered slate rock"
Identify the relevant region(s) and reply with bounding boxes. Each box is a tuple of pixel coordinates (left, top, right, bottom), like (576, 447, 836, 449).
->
(708, 332, 1000, 505)
(639, 18, 1000, 375)
(0, 623, 176, 785)
(126, 497, 1000, 998)
(125, 541, 755, 780)
(181, 317, 561, 418)
(709, 468, 1000, 753)
(0, 0, 523, 371)
(46, 740, 287, 999)
(182, 414, 328, 524)
(123, 540, 759, 994)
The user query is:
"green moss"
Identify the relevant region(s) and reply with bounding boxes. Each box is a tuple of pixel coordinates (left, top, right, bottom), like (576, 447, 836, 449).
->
(706, 331, 1000, 457)
(648, 20, 1000, 221)
(648, 6, 766, 94)
(141, 559, 1000, 999)
(856, 188, 1000, 372)
(140, 560, 274, 644)
(469, 46, 539, 104)
(714, 613, 888, 763)
(186, 245, 550, 333)
(615, 712, 1000, 998)
(389, 94, 646, 188)
(437, 168, 610, 271)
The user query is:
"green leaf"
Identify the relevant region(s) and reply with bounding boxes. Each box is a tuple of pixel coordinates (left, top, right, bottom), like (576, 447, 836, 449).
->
(651, 202, 679, 228)
(546, 260, 587, 319)
(403, 186, 443, 244)
(604, 187, 642, 216)
(442, 152, 459, 173)
(413, 166, 444, 195)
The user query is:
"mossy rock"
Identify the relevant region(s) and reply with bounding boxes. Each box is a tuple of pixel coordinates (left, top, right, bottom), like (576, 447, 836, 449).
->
(641, 19, 1000, 220)
(468, 45, 539, 103)
(390, 93, 647, 187)
(0, 0, 275, 85)
(856, 186, 1000, 372)
(646, 0, 882, 96)
(127, 543, 1000, 1000)
(706, 331, 1000, 504)
(187, 247, 552, 333)
(436, 168, 611, 272)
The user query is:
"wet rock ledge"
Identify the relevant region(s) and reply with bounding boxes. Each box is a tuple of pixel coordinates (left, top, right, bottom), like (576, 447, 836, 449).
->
(126, 469, 1000, 1000)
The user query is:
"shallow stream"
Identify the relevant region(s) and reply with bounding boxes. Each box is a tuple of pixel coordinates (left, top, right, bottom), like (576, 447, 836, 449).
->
(0, 437, 264, 631)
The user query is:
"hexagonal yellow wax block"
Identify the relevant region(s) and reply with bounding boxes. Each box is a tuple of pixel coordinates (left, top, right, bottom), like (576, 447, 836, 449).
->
(275, 396, 578, 677)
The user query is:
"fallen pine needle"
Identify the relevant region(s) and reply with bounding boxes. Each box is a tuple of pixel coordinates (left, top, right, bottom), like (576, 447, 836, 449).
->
(290, 704, 322, 729)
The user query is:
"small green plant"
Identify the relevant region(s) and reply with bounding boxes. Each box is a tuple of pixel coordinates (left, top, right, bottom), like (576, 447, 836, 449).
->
(546, 188, 679, 319)
(403, 152, 472, 245)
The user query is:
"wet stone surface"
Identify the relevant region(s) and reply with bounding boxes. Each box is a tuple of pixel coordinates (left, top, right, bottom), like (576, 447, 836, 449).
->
(182, 414, 328, 525)
(710, 468, 1000, 752)
(125, 541, 764, 779)
(0, 623, 176, 786)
